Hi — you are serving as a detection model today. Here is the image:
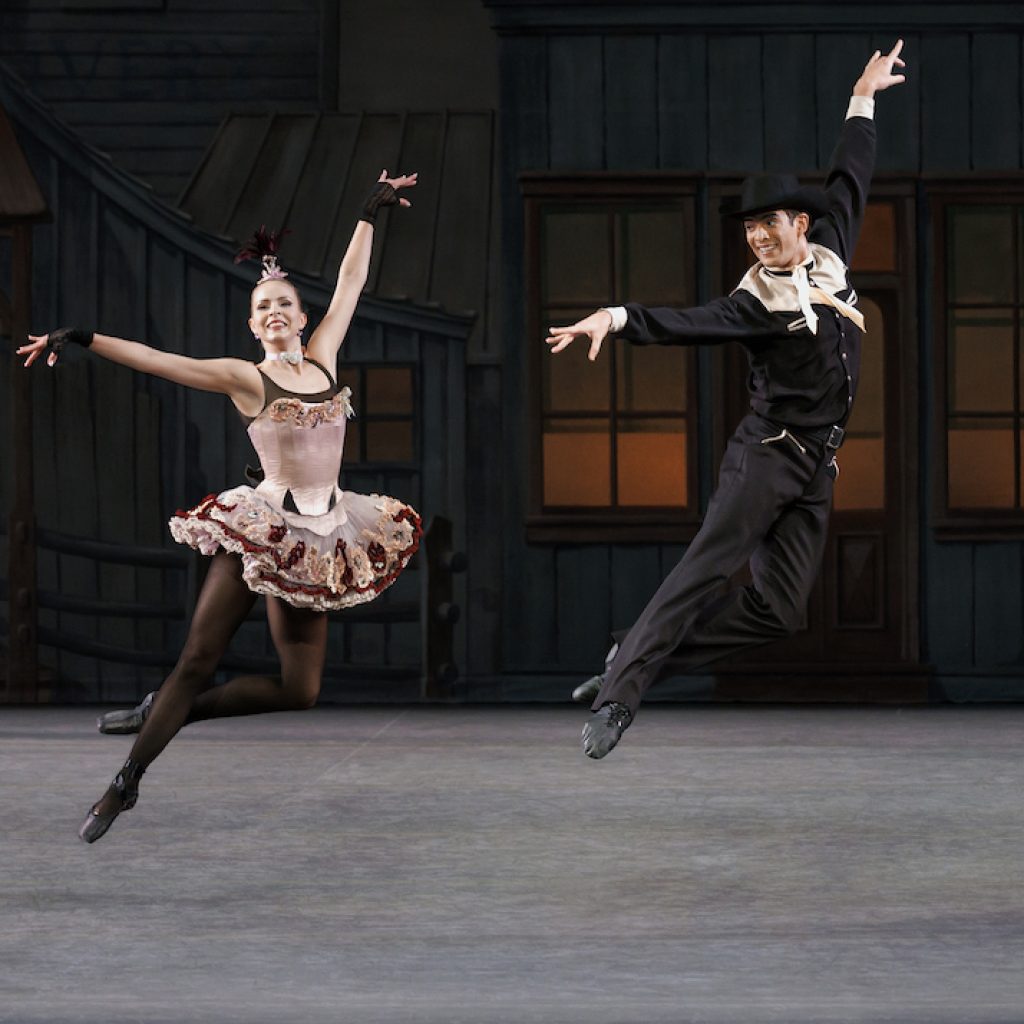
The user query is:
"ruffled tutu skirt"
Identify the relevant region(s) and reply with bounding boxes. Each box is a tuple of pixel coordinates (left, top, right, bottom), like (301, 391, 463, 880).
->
(169, 485, 422, 611)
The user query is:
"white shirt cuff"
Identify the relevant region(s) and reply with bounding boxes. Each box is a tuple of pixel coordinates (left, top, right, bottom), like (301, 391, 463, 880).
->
(602, 306, 627, 332)
(846, 95, 875, 121)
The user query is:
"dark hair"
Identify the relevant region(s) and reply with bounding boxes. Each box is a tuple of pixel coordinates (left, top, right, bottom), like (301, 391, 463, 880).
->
(236, 226, 305, 309)
(784, 209, 812, 225)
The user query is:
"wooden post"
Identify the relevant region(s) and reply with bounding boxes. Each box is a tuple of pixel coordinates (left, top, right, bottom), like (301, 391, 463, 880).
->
(421, 515, 466, 700)
(7, 224, 38, 701)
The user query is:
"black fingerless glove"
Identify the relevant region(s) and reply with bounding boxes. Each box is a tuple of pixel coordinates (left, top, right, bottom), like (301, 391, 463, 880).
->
(48, 328, 94, 354)
(359, 182, 399, 224)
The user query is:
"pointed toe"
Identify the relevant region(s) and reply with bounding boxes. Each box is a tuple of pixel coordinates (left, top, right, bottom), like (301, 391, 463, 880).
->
(97, 691, 156, 735)
(77, 758, 146, 844)
(78, 806, 118, 844)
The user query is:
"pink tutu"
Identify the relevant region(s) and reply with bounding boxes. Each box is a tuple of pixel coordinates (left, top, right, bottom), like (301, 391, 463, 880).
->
(170, 487, 421, 611)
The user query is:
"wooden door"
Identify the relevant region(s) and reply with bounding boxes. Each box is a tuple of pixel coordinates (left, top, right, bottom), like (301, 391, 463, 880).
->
(713, 194, 926, 699)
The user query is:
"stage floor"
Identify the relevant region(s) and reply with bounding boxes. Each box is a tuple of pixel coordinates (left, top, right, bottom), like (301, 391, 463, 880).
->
(2, 704, 1023, 1024)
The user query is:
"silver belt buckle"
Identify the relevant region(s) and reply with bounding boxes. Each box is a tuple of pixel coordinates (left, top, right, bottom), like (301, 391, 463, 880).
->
(826, 425, 845, 450)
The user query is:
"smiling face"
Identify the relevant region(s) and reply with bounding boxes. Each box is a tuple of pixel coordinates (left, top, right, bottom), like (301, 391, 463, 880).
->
(249, 280, 307, 351)
(743, 209, 811, 270)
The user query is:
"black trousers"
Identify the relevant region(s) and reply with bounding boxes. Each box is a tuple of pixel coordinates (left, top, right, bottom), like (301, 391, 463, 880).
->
(593, 413, 835, 714)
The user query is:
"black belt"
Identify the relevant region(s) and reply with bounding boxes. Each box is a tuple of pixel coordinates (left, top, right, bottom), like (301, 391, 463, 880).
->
(785, 423, 846, 451)
(760, 416, 845, 452)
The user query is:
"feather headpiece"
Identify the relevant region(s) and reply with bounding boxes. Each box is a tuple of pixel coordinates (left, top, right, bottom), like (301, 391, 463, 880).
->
(234, 226, 291, 283)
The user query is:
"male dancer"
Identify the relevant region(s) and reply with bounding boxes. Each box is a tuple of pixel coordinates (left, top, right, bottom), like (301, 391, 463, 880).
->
(547, 41, 907, 759)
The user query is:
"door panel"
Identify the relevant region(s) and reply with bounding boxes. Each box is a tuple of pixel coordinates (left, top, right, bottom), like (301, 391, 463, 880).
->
(712, 197, 922, 689)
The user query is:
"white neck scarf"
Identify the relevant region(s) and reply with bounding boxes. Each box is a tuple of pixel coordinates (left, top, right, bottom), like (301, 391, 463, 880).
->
(791, 262, 819, 335)
(740, 247, 866, 334)
(264, 349, 303, 366)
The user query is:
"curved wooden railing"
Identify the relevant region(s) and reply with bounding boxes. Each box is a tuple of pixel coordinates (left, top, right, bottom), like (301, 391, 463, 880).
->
(1, 516, 464, 697)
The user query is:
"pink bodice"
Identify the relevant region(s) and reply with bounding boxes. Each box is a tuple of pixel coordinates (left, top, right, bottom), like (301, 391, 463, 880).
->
(246, 390, 353, 517)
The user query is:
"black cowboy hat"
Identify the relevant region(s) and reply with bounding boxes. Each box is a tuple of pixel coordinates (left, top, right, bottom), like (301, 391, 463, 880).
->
(722, 173, 830, 220)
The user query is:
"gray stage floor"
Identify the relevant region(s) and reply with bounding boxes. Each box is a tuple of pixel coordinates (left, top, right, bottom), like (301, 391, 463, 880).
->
(2, 704, 1023, 1024)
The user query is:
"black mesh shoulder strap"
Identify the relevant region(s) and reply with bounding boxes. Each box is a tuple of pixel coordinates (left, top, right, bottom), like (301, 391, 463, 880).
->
(241, 363, 337, 425)
(255, 366, 296, 406)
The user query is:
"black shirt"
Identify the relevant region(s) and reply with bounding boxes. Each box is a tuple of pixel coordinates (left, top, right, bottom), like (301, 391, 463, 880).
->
(615, 114, 876, 430)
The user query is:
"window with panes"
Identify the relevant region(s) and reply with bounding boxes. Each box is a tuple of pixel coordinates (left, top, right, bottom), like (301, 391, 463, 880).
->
(525, 183, 699, 539)
(934, 195, 1024, 529)
(336, 364, 417, 466)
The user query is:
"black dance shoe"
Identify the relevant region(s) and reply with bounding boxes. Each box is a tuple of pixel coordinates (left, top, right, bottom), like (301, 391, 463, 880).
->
(581, 702, 633, 760)
(570, 643, 619, 703)
(97, 691, 156, 734)
(78, 758, 146, 844)
(571, 675, 603, 705)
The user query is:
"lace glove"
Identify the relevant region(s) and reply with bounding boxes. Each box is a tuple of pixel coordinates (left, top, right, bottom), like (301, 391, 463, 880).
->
(47, 328, 94, 354)
(359, 182, 400, 225)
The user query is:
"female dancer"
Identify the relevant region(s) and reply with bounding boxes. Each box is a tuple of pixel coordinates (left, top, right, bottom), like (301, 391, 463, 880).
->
(19, 172, 422, 843)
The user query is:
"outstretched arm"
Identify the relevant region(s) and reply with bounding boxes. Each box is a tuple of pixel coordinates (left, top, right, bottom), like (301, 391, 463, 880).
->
(547, 309, 614, 362)
(547, 296, 775, 360)
(304, 170, 417, 370)
(18, 330, 263, 412)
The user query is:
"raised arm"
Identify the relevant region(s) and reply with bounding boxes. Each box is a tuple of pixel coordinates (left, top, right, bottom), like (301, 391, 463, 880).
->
(304, 170, 417, 369)
(18, 329, 263, 412)
(854, 39, 906, 100)
(816, 39, 906, 261)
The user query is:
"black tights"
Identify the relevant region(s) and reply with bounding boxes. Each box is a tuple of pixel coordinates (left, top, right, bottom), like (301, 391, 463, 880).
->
(93, 552, 327, 815)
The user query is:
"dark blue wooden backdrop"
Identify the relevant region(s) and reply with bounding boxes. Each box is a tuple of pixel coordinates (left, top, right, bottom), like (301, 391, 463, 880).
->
(2, 1, 1023, 700)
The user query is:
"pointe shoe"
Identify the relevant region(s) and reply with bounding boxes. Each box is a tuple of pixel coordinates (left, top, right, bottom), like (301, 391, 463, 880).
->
(78, 758, 146, 844)
(97, 691, 156, 735)
(581, 701, 633, 760)
(571, 643, 619, 703)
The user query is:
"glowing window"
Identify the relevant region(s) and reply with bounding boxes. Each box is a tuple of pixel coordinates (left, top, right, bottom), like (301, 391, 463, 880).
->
(944, 205, 1023, 511)
(536, 202, 697, 513)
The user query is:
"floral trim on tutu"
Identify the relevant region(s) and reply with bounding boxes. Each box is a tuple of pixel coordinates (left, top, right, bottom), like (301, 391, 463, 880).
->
(169, 486, 421, 611)
(266, 388, 353, 428)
